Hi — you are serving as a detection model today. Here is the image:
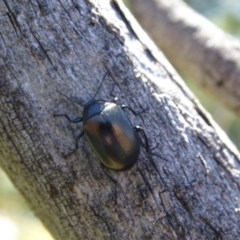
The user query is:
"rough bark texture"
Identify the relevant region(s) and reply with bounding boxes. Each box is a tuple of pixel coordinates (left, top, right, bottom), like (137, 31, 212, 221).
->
(130, 0, 240, 115)
(0, 0, 240, 239)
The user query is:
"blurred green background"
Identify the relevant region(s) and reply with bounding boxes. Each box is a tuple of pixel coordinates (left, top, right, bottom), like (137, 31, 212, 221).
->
(184, 0, 240, 147)
(1, 1, 240, 239)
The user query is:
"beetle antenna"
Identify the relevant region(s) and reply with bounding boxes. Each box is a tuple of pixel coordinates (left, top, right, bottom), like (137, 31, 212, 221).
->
(57, 70, 110, 106)
(56, 90, 84, 106)
(90, 70, 110, 101)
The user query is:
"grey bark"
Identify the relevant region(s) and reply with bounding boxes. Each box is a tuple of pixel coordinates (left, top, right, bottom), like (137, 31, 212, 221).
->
(130, 0, 240, 114)
(0, 0, 240, 239)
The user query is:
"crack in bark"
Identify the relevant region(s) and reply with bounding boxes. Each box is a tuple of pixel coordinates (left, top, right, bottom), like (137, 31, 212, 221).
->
(30, 29, 54, 66)
(200, 216, 223, 240)
(3, 0, 22, 35)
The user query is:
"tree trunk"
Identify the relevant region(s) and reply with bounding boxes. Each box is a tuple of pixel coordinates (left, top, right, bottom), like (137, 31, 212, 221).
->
(0, 0, 240, 239)
(130, 0, 240, 115)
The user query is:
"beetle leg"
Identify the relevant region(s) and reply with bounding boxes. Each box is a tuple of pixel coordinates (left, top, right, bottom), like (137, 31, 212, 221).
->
(62, 130, 84, 157)
(134, 126, 150, 152)
(74, 130, 84, 149)
(134, 126, 168, 161)
(54, 114, 84, 155)
(121, 105, 137, 116)
(53, 113, 83, 123)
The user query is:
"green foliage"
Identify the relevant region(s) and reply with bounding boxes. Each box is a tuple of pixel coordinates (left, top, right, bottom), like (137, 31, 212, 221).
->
(185, 0, 240, 37)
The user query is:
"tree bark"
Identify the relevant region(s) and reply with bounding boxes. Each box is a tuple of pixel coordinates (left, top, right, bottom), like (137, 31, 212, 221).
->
(130, 0, 240, 115)
(0, 0, 240, 239)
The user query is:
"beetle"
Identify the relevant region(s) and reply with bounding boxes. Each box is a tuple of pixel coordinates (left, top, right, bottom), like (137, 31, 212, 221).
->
(54, 72, 158, 170)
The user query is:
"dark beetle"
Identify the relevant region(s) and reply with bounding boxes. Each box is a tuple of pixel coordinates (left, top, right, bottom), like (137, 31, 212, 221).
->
(54, 74, 156, 170)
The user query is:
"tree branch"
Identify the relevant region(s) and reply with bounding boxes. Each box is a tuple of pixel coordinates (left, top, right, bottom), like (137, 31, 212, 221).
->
(0, 0, 240, 239)
(130, 0, 240, 114)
